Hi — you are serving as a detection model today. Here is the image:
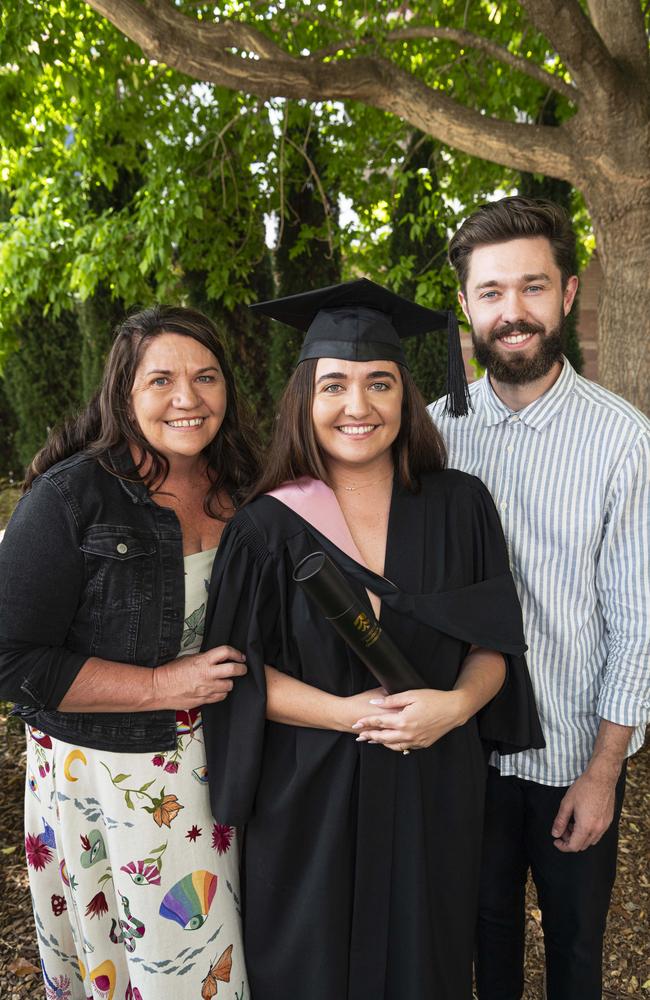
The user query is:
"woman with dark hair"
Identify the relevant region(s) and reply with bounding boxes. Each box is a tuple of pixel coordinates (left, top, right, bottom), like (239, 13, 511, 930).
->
(0, 306, 256, 999)
(201, 280, 544, 1000)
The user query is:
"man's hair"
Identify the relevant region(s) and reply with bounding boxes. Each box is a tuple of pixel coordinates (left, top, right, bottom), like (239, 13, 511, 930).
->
(448, 196, 577, 291)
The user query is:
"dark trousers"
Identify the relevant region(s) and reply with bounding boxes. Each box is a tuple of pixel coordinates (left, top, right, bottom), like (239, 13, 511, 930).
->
(475, 764, 626, 1000)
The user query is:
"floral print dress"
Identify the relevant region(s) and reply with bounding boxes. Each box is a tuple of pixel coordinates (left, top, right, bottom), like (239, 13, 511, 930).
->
(24, 547, 248, 1000)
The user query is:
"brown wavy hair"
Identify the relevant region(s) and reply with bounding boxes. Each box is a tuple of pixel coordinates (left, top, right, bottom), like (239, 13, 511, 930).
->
(25, 305, 261, 516)
(247, 359, 447, 502)
(449, 196, 577, 292)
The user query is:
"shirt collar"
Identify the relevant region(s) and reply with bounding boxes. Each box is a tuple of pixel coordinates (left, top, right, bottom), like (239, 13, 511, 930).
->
(476, 358, 577, 430)
(106, 445, 152, 504)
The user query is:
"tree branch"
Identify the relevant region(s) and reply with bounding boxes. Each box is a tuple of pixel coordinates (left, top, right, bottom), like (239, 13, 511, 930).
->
(284, 135, 335, 258)
(385, 26, 577, 103)
(85, 0, 579, 182)
(93, 0, 296, 64)
(518, 0, 626, 96)
(586, 0, 650, 83)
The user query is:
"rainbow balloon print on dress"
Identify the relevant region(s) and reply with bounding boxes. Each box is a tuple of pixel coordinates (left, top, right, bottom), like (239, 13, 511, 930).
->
(159, 870, 217, 930)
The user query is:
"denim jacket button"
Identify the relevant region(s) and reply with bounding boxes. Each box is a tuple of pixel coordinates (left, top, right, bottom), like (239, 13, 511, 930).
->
(116, 542, 128, 554)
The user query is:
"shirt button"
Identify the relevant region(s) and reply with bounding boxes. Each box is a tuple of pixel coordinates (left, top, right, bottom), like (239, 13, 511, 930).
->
(500, 502, 508, 512)
(116, 542, 128, 555)
(507, 445, 514, 454)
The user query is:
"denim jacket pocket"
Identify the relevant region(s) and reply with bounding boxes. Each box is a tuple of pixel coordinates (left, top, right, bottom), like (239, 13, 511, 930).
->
(81, 528, 157, 611)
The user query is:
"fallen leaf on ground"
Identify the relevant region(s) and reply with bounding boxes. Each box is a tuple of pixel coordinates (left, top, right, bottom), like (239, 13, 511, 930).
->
(8, 957, 40, 976)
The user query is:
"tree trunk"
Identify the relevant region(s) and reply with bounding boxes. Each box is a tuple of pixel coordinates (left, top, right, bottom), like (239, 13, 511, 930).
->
(588, 193, 650, 411)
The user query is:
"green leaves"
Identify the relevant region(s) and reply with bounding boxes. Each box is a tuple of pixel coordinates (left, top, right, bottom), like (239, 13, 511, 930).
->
(0, 0, 274, 349)
(0, 0, 594, 412)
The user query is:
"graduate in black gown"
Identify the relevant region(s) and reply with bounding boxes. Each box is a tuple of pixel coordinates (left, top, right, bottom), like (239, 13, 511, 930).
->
(201, 280, 544, 1000)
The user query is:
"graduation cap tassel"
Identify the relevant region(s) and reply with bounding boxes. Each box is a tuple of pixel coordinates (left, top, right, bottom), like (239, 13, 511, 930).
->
(444, 310, 472, 417)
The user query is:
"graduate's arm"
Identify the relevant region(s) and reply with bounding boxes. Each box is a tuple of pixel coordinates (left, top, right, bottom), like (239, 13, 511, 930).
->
(452, 645, 507, 719)
(353, 646, 506, 751)
(265, 665, 389, 733)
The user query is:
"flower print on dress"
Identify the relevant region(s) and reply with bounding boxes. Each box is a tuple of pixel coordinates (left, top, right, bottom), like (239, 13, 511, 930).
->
(27, 727, 52, 777)
(51, 893, 67, 916)
(85, 891, 109, 919)
(151, 792, 184, 828)
(25, 832, 54, 871)
(41, 959, 72, 1000)
(125, 984, 143, 1000)
(100, 764, 185, 828)
(211, 823, 234, 855)
(181, 603, 206, 649)
(186, 825, 202, 842)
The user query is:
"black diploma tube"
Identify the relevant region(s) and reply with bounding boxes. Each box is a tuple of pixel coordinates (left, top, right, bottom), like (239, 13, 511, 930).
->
(293, 551, 424, 694)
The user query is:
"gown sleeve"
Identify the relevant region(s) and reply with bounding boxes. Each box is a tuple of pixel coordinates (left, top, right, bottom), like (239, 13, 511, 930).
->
(200, 511, 283, 826)
(466, 478, 545, 755)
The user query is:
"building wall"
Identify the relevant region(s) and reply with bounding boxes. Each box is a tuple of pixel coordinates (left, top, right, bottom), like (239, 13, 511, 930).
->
(575, 253, 601, 382)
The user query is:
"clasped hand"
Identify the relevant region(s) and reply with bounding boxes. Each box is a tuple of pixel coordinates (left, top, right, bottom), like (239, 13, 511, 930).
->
(152, 645, 247, 709)
(351, 688, 467, 752)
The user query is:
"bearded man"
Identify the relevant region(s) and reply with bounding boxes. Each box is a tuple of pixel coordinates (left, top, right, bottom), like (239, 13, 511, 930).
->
(429, 196, 649, 1000)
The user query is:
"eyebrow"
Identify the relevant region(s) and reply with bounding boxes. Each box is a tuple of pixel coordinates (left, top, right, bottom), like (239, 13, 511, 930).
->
(316, 369, 398, 384)
(145, 366, 220, 376)
(474, 272, 551, 291)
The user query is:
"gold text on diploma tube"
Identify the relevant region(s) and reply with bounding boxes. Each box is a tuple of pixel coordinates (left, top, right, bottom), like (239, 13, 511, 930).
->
(353, 612, 381, 647)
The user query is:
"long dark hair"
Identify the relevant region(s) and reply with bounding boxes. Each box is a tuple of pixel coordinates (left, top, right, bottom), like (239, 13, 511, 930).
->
(25, 305, 261, 515)
(247, 359, 446, 502)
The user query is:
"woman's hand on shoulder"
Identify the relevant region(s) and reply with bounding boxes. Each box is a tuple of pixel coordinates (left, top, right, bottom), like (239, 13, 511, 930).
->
(352, 688, 470, 752)
(151, 646, 247, 710)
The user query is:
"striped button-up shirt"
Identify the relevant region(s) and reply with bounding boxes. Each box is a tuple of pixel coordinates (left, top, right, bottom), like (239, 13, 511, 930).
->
(429, 360, 650, 786)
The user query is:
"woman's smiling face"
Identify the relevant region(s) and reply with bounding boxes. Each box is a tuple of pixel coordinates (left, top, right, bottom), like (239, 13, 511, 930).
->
(311, 357, 403, 472)
(130, 332, 227, 464)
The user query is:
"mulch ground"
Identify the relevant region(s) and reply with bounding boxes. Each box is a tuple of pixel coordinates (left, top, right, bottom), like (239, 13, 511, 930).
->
(0, 713, 647, 999)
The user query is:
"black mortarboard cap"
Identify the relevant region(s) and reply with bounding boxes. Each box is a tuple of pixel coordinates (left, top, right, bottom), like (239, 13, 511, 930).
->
(250, 278, 471, 416)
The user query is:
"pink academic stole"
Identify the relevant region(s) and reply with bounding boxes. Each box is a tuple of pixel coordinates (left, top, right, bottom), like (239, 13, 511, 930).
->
(266, 477, 366, 565)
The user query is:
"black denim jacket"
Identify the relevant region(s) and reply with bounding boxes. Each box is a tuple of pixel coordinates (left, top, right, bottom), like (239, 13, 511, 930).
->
(0, 447, 186, 751)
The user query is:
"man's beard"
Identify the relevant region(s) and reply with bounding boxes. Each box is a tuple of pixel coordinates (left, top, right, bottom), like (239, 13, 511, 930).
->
(471, 314, 565, 385)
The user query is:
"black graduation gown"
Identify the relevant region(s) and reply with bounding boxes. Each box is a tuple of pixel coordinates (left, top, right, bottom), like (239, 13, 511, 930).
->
(201, 470, 543, 1000)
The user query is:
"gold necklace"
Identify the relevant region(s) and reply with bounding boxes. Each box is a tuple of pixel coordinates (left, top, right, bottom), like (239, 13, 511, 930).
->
(332, 471, 393, 493)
